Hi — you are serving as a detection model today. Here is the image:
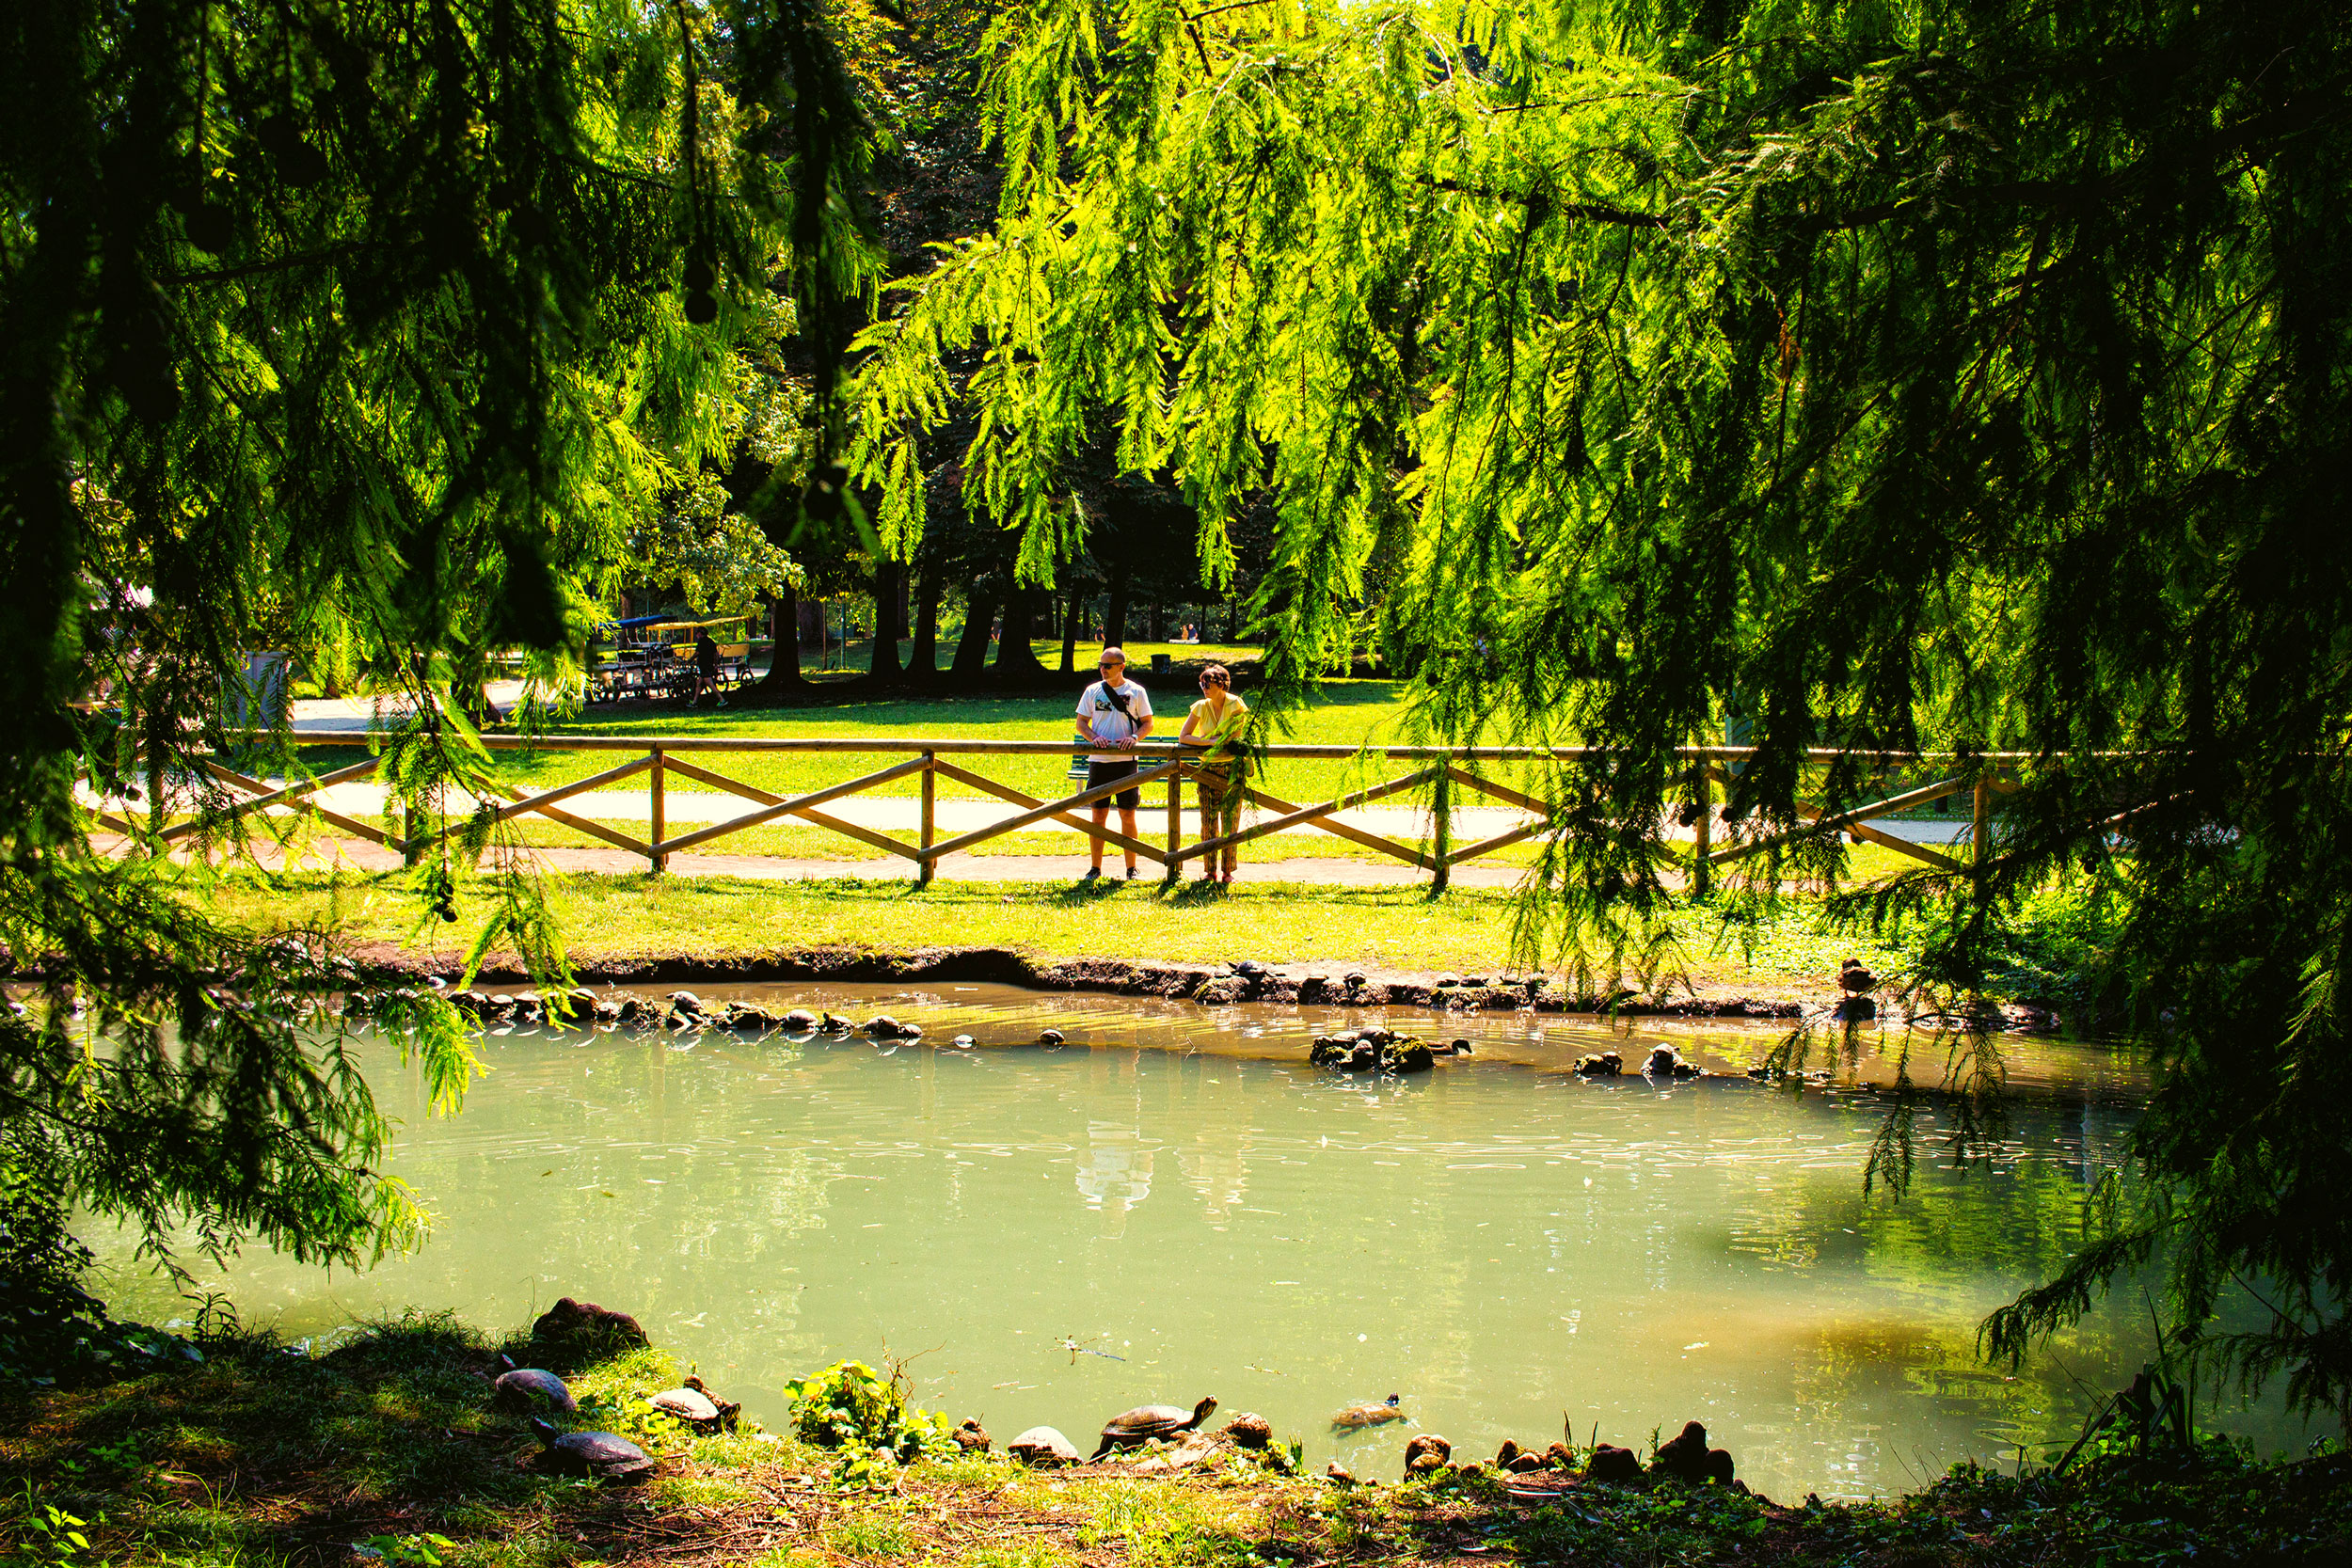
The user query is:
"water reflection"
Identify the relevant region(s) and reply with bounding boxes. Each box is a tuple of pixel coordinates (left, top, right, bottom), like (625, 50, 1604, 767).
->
(77, 983, 2299, 1499)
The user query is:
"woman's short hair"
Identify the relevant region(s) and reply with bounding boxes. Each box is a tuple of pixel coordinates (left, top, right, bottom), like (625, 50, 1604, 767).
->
(1200, 664, 1231, 689)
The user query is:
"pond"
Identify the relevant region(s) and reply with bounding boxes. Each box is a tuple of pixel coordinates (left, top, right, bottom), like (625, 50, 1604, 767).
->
(81, 984, 2271, 1499)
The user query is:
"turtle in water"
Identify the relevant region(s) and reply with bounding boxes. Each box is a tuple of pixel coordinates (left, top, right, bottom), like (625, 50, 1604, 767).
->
(490, 1354, 576, 1416)
(782, 1008, 820, 1032)
(1644, 1046, 1701, 1080)
(1036, 1028, 1066, 1047)
(1092, 1395, 1218, 1459)
(819, 1011, 854, 1034)
(1330, 1393, 1405, 1430)
(1007, 1426, 1081, 1465)
(951, 1034, 977, 1048)
(649, 1374, 739, 1433)
(865, 1014, 922, 1039)
(530, 1417, 656, 1481)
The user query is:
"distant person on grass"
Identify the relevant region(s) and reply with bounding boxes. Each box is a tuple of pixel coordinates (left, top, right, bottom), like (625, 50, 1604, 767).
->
(1178, 664, 1248, 886)
(1074, 647, 1152, 881)
(691, 626, 725, 708)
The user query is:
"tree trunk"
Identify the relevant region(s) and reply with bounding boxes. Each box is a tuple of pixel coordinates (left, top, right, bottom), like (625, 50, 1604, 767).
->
(1058, 585, 1084, 673)
(993, 585, 1047, 678)
(908, 562, 943, 684)
(869, 558, 904, 678)
(951, 582, 997, 677)
(1104, 581, 1130, 649)
(753, 582, 807, 695)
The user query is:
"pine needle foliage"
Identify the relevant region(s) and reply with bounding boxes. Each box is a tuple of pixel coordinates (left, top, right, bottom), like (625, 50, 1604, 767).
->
(0, 2, 873, 1275)
(848, 1, 2352, 1418)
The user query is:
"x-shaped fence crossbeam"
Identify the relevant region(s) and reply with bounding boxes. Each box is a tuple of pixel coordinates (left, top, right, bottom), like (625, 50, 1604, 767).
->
(160, 757, 390, 845)
(1700, 766, 1969, 873)
(81, 736, 2021, 890)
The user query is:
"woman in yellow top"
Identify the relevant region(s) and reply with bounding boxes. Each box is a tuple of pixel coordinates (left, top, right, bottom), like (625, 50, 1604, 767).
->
(1178, 665, 1249, 885)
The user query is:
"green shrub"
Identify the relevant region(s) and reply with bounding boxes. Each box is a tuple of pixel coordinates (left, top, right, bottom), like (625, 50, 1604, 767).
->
(782, 1360, 956, 1467)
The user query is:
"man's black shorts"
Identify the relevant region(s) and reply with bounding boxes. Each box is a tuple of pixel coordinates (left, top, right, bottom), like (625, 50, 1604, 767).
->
(1086, 759, 1140, 810)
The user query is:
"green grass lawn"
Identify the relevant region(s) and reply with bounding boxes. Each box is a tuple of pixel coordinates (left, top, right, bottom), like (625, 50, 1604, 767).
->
(293, 676, 1446, 811)
(802, 635, 1269, 676)
(208, 867, 1916, 995)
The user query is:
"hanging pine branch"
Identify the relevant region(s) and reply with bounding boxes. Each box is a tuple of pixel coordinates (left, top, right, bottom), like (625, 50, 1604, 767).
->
(847, 0, 2352, 1419)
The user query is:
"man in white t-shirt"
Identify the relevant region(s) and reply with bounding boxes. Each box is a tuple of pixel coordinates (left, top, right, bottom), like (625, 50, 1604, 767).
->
(1073, 647, 1153, 880)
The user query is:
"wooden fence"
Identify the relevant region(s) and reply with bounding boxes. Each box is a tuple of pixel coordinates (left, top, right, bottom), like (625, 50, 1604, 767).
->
(100, 736, 2019, 893)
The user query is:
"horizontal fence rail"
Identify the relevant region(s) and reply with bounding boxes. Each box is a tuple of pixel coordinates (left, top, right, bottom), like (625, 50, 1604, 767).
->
(85, 735, 2026, 892)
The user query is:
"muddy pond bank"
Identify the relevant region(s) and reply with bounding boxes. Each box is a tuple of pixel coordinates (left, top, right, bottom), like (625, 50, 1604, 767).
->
(340, 939, 2067, 1033)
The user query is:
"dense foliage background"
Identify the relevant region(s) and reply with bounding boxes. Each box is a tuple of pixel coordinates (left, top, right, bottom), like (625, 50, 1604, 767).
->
(849, 0, 2352, 1420)
(7, 0, 2350, 1431)
(0, 0, 875, 1340)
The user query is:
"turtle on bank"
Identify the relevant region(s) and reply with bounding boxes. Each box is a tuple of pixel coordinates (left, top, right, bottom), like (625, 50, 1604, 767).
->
(490, 1354, 576, 1415)
(649, 1374, 739, 1432)
(529, 1418, 656, 1481)
(1092, 1395, 1218, 1459)
(1008, 1426, 1081, 1465)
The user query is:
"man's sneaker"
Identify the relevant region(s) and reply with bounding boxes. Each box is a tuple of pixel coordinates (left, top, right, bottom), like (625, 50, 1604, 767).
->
(1080, 867, 1102, 882)
(1125, 865, 1141, 880)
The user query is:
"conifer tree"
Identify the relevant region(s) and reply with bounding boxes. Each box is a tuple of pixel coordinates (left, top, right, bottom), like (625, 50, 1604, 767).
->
(0, 0, 873, 1291)
(849, 0, 2352, 1418)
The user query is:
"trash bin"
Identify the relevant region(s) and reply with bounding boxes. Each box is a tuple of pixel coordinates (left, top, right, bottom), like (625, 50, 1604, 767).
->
(1151, 652, 1171, 678)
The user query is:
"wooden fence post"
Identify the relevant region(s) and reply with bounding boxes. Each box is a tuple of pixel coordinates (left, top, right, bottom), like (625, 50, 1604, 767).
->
(1165, 761, 1182, 883)
(918, 751, 935, 886)
(650, 746, 666, 876)
(1430, 758, 1452, 894)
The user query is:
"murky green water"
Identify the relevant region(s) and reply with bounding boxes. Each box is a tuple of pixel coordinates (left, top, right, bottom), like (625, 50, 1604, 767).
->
(85, 985, 2262, 1499)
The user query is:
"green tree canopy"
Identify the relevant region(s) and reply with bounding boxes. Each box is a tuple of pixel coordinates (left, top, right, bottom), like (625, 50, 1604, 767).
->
(849, 0, 2352, 1418)
(0, 0, 874, 1297)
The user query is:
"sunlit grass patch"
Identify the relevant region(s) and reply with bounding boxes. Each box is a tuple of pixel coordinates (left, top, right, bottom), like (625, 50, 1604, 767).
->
(1072, 1480, 1271, 1568)
(691, 1430, 809, 1468)
(653, 1470, 761, 1509)
(906, 1450, 1012, 1486)
(951, 1542, 1078, 1568)
(444, 1531, 576, 1568)
(750, 1547, 830, 1568)
(823, 1505, 914, 1557)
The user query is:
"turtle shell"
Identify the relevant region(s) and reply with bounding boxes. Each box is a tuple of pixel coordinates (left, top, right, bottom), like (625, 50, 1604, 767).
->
(492, 1364, 576, 1415)
(1007, 1425, 1081, 1465)
(532, 1418, 655, 1480)
(651, 1385, 721, 1425)
(1094, 1396, 1216, 1456)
